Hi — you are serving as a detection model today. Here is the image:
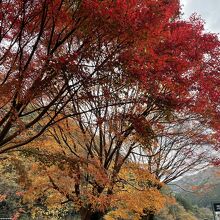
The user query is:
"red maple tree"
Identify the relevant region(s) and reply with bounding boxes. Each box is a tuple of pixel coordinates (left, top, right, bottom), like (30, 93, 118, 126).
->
(0, 1, 219, 157)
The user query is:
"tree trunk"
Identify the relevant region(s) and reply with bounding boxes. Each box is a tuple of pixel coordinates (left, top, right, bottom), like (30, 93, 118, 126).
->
(148, 213, 154, 220)
(80, 207, 104, 220)
(141, 212, 154, 220)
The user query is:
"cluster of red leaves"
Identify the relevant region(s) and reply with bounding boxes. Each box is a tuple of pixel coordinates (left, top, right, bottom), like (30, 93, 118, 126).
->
(83, 0, 179, 35)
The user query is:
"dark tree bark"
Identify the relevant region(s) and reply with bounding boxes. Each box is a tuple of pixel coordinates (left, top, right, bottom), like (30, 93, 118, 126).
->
(142, 212, 155, 220)
(80, 207, 104, 220)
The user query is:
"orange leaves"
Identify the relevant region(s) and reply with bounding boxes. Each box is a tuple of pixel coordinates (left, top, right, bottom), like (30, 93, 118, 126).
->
(11, 209, 24, 220)
(22, 162, 73, 213)
(0, 194, 7, 202)
(15, 191, 24, 197)
(86, 160, 110, 188)
(86, 193, 113, 213)
(105, 186, 164, 218)
(102, 162, 166, 219)
(119, 162, 161, 187)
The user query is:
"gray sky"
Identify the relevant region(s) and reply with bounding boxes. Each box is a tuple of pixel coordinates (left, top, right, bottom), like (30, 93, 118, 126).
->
(180, 0, 220, 34)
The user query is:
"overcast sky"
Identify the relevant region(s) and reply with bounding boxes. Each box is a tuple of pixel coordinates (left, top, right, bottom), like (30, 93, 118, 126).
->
(180, 0, 220, 34)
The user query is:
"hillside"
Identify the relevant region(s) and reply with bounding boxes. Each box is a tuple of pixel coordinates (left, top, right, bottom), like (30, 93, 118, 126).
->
(154, 167, 220, 220)
(171, 166, 220, 208)
(171, 167, 220, 208)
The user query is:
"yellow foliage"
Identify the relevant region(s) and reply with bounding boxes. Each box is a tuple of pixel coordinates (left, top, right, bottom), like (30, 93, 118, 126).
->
(105, 187, 166, 220)
(104, 162, 167, 220)
(4, 120, 171, 219)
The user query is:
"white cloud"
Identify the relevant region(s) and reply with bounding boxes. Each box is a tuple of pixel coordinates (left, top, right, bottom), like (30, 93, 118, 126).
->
(180, 0, 220, 34)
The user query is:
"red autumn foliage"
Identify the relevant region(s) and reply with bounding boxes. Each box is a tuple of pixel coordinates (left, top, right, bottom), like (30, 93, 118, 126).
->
(0, 0, 219, 157)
